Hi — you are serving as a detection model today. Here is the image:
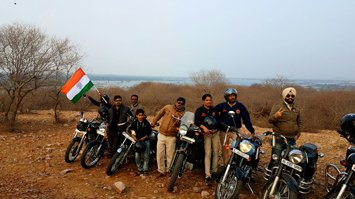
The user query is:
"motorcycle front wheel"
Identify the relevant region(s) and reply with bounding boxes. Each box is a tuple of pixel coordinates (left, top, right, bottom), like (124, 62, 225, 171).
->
(215, 167, 243, 199)
(262, 177, 297, 199)
(167, 153, 185, 192)
(80, 141, 103, 169)
(64, 137, 83, 163)
(106, 148, 127, 176)
(325, 188, 354, 199)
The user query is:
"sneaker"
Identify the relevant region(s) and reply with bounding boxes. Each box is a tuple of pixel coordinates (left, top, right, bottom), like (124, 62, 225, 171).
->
(211, 172, 217, 181)
(205, 177, 212, 186)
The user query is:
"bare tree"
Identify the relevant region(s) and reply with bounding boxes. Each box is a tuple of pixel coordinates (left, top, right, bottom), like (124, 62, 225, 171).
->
(263, 75, 291, 90)
(49, 39, 82, 122)
(0, 23, 82, 127)
(190, 69, 227, 92)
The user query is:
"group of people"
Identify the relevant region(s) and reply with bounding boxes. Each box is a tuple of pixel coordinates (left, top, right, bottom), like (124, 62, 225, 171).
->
(84, 86, 302, 186)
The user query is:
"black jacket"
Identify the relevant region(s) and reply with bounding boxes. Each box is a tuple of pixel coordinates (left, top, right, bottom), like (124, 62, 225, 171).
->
(213, 101, 255, 134)
(128, 119, 152, 140)
(107, 105, 132, 131)
(194, 105, 216, 129)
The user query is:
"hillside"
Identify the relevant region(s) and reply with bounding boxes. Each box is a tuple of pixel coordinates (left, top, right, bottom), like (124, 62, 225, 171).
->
(0, 110, 349, 199)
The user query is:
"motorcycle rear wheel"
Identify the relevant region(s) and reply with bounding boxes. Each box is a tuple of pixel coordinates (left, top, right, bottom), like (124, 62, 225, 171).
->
(262, 177, 297, 199)
(64, 137, 82, 163)
(167, 153, 185, 192)
(215, 167, 242, 199)
(80, 141, 103, 169)
(106, 148, 127, 176)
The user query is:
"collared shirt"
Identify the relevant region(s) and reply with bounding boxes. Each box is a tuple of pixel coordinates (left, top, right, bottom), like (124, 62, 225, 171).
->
(269, 100, 302, 138)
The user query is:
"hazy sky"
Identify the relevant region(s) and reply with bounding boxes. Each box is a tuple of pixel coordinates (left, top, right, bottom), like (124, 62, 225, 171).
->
(2, 0, 355, 80)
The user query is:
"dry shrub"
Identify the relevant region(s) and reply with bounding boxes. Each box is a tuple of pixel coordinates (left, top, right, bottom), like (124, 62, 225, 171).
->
(2, 82, 355, 132)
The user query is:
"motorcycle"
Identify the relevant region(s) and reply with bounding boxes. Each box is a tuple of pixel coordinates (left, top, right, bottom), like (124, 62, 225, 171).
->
(215, 111, 263, 199)
(64, 112, 101, 163)
(262, 131, 323, 199)
(80, 121, 107, 169)
(105, 125, 158, 176)
(324, 131, 355, 199)
(167, 111, 204, 192)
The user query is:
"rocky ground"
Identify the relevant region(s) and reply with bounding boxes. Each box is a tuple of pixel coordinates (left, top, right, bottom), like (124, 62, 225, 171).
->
(0, 110, 349, 199)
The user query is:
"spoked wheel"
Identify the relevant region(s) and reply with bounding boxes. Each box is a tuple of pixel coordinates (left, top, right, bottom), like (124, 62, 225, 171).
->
(167, 153, 185, 192)
(80, 141, 103, 169)
(262, 177, 297, 199)
(106, 148, 127, 176)
(325, 188, 355, 199)
(64, 137, 82, 163)
(215, 167, 242, 199)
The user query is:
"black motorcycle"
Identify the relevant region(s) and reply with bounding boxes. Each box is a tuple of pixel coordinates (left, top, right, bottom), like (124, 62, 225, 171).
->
(80, 121, 107, 169)
(324, 132, 355, 199)
(215, 111, 263, 199)
(262, 131, 323, 199)
(64, 112, 101, 163)
(167, 111, 204, 192)
(105, 127, 158, 176)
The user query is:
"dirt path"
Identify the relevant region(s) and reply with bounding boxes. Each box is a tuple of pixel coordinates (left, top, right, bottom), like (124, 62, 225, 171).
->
(0, 110, 348, 198)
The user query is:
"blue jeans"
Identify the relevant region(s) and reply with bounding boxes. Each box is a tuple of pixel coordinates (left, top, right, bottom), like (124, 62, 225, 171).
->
(135, 140, 150, 172)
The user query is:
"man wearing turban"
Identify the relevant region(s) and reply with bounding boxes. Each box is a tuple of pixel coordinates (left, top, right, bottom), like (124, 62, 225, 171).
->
(266, 87, 302, 169)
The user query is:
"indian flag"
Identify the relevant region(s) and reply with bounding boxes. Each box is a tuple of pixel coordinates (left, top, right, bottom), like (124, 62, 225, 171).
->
(61, 68, 94, 103)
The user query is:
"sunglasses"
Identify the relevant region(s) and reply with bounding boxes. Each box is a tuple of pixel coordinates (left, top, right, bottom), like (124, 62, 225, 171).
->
(177, 101, 185, 105)
(286, 94, 295, 98)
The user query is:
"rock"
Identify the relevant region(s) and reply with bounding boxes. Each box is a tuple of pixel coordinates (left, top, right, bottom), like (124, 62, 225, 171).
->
(63, 124, 69, 127)
(138, 197, 147, 199)
(192, 187, 201, 193)
(103, 186, 112, 191)
(113, 181, 126, 193)
(153, 190, 159, 194)
(201, 190, 210, 198)
(172, 186, 178, 193)
(157, 183, 165, 188)
(60, 169, 73, 175)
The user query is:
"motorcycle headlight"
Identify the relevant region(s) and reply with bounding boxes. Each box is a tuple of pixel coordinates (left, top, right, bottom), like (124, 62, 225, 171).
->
(288, 149, 305, 164)
(239, 140, 255, 155)
(179, 125, 188, 136)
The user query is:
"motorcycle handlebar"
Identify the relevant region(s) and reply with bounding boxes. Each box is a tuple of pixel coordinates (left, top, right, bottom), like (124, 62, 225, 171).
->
(262, 131, 288, 144)
(220, 122, 238, 133)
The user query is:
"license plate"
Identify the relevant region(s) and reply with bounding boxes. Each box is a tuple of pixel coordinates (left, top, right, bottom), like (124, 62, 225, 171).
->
(281, 158, 303, 172)
(232, 148, 250, 159)
(352, 164, 355, 172)
(181, 136, 195, 144)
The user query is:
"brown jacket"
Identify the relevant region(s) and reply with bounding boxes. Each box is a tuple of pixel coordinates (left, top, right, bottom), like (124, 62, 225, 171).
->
(151, 105, 184, 137)
(268, 100, 302, 138)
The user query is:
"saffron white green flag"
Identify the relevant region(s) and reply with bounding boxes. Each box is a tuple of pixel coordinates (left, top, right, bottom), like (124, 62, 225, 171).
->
(61, 68, 93, 103)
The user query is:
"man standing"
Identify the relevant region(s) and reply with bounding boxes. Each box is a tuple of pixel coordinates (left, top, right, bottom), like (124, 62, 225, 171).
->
(194, 94, 219, 186)
(267, 87, 302, 168)
(214, 88, 255, 165)
(130, 94, 144, 116)
(150, 97, 186, 177)
(105, 95, 133, 156)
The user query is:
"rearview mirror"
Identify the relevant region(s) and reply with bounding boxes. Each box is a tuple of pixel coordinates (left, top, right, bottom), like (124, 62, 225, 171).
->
(228, 111, 235, 117)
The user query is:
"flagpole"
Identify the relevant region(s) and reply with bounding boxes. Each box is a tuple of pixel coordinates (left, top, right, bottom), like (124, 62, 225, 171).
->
(93, 85, 101, 96)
